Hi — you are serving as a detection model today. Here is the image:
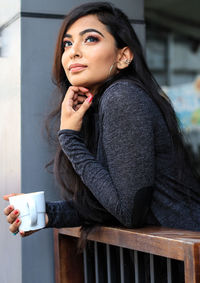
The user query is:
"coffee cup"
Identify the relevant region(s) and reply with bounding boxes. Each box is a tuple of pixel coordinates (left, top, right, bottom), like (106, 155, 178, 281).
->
(9, 191, 46, 232)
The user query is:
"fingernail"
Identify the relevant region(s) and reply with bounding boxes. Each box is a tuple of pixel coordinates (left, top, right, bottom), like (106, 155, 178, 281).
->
(20, 231, 24, 236)
(8, 205, 13, 210)
(16, 218, 20, 224)
(87, 95, 93, 103)
(14, 210, 19, 215)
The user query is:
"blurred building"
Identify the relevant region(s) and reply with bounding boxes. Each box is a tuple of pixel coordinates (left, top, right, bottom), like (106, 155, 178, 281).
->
(145, 0, 200, 162)
(145, 0, 200, 86)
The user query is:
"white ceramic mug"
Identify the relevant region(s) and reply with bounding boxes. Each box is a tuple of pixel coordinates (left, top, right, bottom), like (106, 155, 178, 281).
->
(9, 191, 46, 232)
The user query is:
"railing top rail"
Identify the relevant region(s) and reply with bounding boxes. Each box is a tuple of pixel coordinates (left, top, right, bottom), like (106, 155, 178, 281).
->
(55, 226, 200, 260)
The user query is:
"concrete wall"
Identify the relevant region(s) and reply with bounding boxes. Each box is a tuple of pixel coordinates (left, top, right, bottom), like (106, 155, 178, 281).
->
(21, 0, 143, 19)
(0, 0, 20, 26)
(0, 1, 145, 282)
(0, 10, 21, 283)
(20, 15, 61, 283)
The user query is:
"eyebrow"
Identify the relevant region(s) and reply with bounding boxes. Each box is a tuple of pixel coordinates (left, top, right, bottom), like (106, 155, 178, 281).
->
(64, 28, 104, 39)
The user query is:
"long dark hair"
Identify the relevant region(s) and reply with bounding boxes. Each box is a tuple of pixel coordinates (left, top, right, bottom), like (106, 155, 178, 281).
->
(46, 2, 199, 248)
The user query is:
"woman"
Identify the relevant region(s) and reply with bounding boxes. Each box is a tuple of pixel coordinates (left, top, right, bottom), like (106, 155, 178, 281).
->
(4, 0, 200, 249)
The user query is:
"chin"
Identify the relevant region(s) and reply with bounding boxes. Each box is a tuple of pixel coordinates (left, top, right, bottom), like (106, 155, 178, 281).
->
(68, 74, 104, 91)
(69, 77, 92, 88)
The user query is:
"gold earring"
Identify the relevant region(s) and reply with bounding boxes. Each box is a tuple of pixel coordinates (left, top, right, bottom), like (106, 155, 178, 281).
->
(109, 62, 117, 76)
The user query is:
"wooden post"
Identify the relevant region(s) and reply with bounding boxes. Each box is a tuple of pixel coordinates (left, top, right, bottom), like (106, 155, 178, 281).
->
(54, 229, 84, 283)
(184, 243, 200, 283)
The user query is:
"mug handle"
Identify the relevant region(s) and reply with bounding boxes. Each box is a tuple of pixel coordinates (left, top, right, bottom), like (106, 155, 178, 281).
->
(27, 198, 37, 226)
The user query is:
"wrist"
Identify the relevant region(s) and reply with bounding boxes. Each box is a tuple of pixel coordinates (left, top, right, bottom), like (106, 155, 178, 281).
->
(60, 122, 81, 131)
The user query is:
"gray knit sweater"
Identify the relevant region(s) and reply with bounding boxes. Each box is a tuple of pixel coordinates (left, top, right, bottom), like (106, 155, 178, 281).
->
(46, 79, 200, 230)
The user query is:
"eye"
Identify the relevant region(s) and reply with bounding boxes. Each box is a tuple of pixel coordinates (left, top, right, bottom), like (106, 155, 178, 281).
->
(85, 36, 99, 43)
(63, 40, 72, 48)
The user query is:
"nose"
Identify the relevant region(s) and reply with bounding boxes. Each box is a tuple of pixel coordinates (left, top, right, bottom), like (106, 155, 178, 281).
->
(69, 41, 82, 59)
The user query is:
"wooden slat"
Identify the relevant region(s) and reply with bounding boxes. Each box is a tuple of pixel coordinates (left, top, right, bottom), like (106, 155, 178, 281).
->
(184, 243, 200, 283)
(56, 226, 200, 261)
(54, 229, 61, 283)
(54, 230, 84, 283)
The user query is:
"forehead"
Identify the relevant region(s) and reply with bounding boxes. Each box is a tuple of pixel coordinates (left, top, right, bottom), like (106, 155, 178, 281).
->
(66, 14, 109, 34)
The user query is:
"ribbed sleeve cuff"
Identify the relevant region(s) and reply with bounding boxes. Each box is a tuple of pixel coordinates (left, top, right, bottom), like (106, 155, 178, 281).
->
(45, 200, 82, 228)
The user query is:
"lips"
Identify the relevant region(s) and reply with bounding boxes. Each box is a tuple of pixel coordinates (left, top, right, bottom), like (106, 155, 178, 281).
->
(69, 63, 87, 72)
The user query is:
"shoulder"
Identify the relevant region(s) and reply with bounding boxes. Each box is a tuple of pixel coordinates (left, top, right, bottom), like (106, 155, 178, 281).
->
(100, 79, 157, 114)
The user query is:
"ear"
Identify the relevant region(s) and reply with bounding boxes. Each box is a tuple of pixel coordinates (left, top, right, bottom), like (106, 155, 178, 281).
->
(116, 47, 134, 70)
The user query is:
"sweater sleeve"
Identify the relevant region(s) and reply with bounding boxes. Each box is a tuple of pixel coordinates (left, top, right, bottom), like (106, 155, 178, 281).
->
(58, 81, 155, 227)
(46, 200, 82, 228)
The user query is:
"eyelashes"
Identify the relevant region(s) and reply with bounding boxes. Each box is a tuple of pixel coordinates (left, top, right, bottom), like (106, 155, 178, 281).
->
(85, 35, 99, 43)
(63, 41, 72, 48)
(62, 35, 100, 49)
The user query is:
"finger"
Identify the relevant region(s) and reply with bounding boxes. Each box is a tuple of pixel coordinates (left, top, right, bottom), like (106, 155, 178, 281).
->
(65, 86, 88, 101)
(76, 86, 90, 93)
(77, 95, 87, 103)
(20, 229, 40, 238)
(63, 86, 79, 109)
(20, 230, 29, 237)
(3, 193, 23, 201)
(82, 91, 92, 98)
(73, 94, 87, 109)
(7, 209, 20, 224)
(76, 94, 93, 118)
(3, 194, 17, 201)
(9, 218, 21, 233)
(77, 92, 90, 97)
(73, 100, 84, 111)
(74, 104, 82, 111)
(4, 205, 14, 216)
(73, 93, 78, 100)
(63, 87, 90, 112)
(20, 231, 25, 237)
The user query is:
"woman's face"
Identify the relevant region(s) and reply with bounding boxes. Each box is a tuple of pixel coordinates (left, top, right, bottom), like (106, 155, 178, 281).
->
(61, 15, 120, 94)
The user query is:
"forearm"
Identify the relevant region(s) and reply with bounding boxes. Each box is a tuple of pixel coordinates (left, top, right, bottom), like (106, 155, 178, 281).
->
(58, 130, 128, 222)
(45, 200, 83, 228)
(58, 130, 153, 227)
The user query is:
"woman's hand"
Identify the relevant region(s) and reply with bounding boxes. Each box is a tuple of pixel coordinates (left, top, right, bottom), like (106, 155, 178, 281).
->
(3, 193, 24, 235)
(60, 86, 93, 131)
(3, 194, 49, 237)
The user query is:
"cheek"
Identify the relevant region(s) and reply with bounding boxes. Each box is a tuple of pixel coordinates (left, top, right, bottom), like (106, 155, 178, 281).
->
(61, 53, 69, 75)
(90, 46, 117, 71)
(61, 52, 68, 69)
(61, 53, 65, 67)
(96, 46, 117, 65)
(89, 55, 116, 81)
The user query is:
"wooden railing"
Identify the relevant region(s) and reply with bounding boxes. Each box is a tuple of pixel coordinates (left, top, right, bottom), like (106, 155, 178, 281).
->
(54, 226, 200, 283)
